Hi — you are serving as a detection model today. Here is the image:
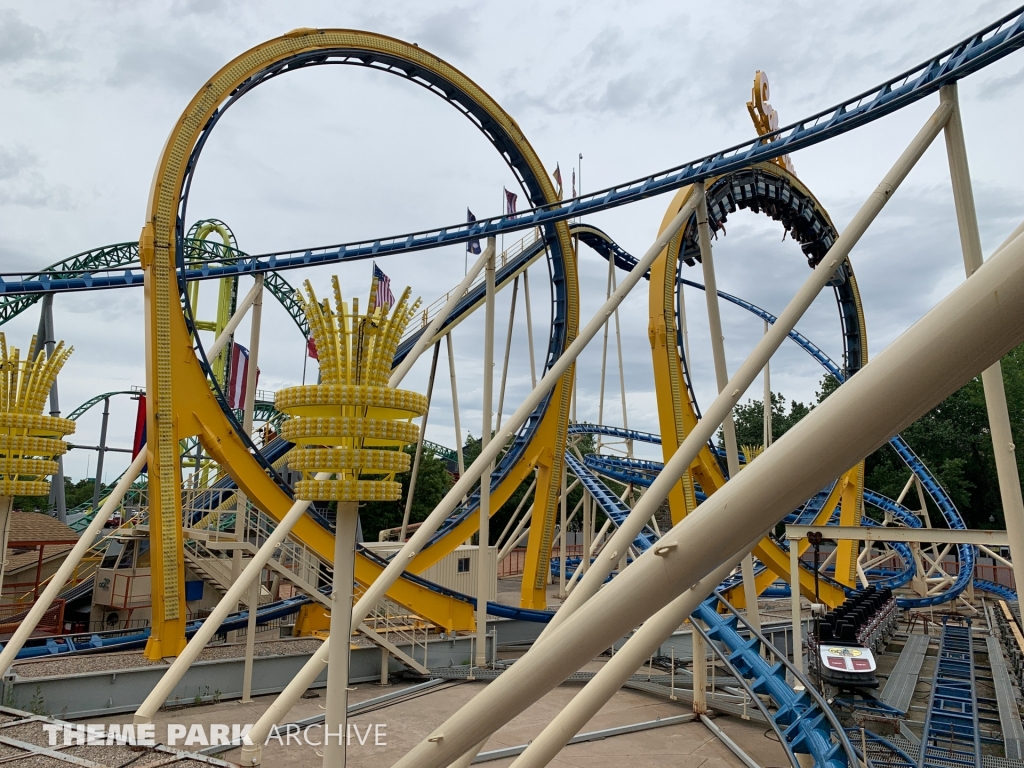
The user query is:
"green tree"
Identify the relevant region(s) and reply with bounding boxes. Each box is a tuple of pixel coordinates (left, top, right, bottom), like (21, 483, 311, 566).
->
(726, 392, 812, 448)
(14, 477, 103, 515)
(359, 446, 454, 542)
(724, 348, 1024, 530)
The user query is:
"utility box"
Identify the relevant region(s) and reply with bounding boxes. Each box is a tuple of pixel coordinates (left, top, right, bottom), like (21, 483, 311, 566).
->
(94, 567, 151, 609)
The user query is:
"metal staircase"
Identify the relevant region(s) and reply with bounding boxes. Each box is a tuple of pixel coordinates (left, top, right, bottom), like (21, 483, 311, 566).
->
(918, 618, 981, 768)
(690, 592, 857, 768)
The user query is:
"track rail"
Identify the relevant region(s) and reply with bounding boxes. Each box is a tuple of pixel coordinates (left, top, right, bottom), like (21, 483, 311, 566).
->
(693, 592, 858, 768)
(919, 618, 982, 768)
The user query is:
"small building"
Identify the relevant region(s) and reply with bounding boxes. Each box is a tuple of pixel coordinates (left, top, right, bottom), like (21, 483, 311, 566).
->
(0, 511, 81, 634)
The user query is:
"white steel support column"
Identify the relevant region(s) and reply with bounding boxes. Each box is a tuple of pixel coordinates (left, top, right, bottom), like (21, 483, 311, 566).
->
(611, 266, 631, 456)
(941, 83, 1024, 594)
(477, 238, 496, 666)
(401, 342, 441, 542)
(0, 496, 14, 608)
(391, 243, 493, 387)
(582, 492, 592, 574)
(696, 184, 760, 633)
(558, 461, 568, 599)
(691, 621, 708, 715)
(763, 321, 772, 448)
(239, 274, 264, 701)
(543, 101, 953, 639)
(497, 477, 536, 549)
(323, 501, 359, 767)
(598, 255, 613, 451)
(789, 536, 803, 674)
(522, 270, 537, 388)
(207, 278, 265, 362)
(678, 265, 691, 372)
(497, 502, 534, 563)
(446, 333, 467, 485)
(135, 475, 328, 726)
(496, 277, 518, 432)
(569, 234, 577, 428)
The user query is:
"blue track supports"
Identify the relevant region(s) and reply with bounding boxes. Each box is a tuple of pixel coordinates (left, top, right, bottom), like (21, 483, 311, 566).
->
(918, 618, 981, 768)
(564, 453, 655, 551)
(691, 592, 857, 768)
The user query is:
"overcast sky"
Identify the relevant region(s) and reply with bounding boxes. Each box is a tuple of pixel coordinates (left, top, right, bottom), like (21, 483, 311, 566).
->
(1, 0, 1022, 483)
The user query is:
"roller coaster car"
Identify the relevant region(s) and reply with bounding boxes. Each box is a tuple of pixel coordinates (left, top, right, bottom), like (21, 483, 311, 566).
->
(809, 586, 898, 689)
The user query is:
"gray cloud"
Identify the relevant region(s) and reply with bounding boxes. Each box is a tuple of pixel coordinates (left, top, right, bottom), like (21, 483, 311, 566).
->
(0, 145, 35, 181)
(977, 65, 1024, 101)
(412, 6, 480, 60)
(170, 0, 235, 16)
(0, 9, 42, 65)
(0, 145, 71, 209)
(106, 35, 224, 92)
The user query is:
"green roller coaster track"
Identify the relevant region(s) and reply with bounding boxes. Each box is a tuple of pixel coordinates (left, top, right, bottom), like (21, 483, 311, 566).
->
(0, 232, 311, 339)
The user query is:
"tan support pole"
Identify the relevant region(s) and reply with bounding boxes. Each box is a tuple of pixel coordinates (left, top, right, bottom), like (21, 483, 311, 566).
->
(477, 238, 495, 666)
(509, 559, 738, 768)
(941, 83, 1024, 596)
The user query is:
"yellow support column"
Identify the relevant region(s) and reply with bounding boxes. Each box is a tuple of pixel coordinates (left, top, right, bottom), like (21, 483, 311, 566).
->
(141, 224, 189, 659)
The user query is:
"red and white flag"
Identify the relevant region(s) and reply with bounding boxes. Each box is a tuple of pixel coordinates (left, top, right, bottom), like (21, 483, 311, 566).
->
(306, 337, 318, 360)
(553, 164, 563, 199)
(228, 343, 259, 408)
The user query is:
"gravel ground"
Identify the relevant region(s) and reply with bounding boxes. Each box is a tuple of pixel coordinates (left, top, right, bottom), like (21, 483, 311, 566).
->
(0, 742, 30, 758)
(0, 707, 231, 768)
(62, 743, 161, 765)
(1, 722, 58, 746)
(12, 638, 327, 679)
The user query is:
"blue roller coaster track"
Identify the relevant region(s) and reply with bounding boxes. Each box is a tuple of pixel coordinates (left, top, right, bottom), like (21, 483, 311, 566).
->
(693, 592, 858, 768)
(564, 262, 980, 608)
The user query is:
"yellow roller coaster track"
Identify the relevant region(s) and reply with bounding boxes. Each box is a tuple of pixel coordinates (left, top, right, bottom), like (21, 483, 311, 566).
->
(140, 29, 576, 656)
(648, 165, 869, 608)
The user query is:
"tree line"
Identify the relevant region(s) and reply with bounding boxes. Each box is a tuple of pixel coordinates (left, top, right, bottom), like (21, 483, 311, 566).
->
(727, 343, 1024, 530)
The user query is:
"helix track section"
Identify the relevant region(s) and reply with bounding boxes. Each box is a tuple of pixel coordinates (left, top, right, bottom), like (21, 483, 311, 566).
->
(576, 227, 978, 607)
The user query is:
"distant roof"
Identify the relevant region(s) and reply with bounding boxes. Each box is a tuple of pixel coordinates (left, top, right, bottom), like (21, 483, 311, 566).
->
(3, 512, 77, 577)
(7, 512, 78, 546)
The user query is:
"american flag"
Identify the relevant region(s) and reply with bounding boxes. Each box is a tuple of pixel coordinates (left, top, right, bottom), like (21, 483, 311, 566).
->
(373, 263, 394, 308)
(227, 343, 258, 409)
(504, 187, 518, 216)
(466, 208, 481, 254)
